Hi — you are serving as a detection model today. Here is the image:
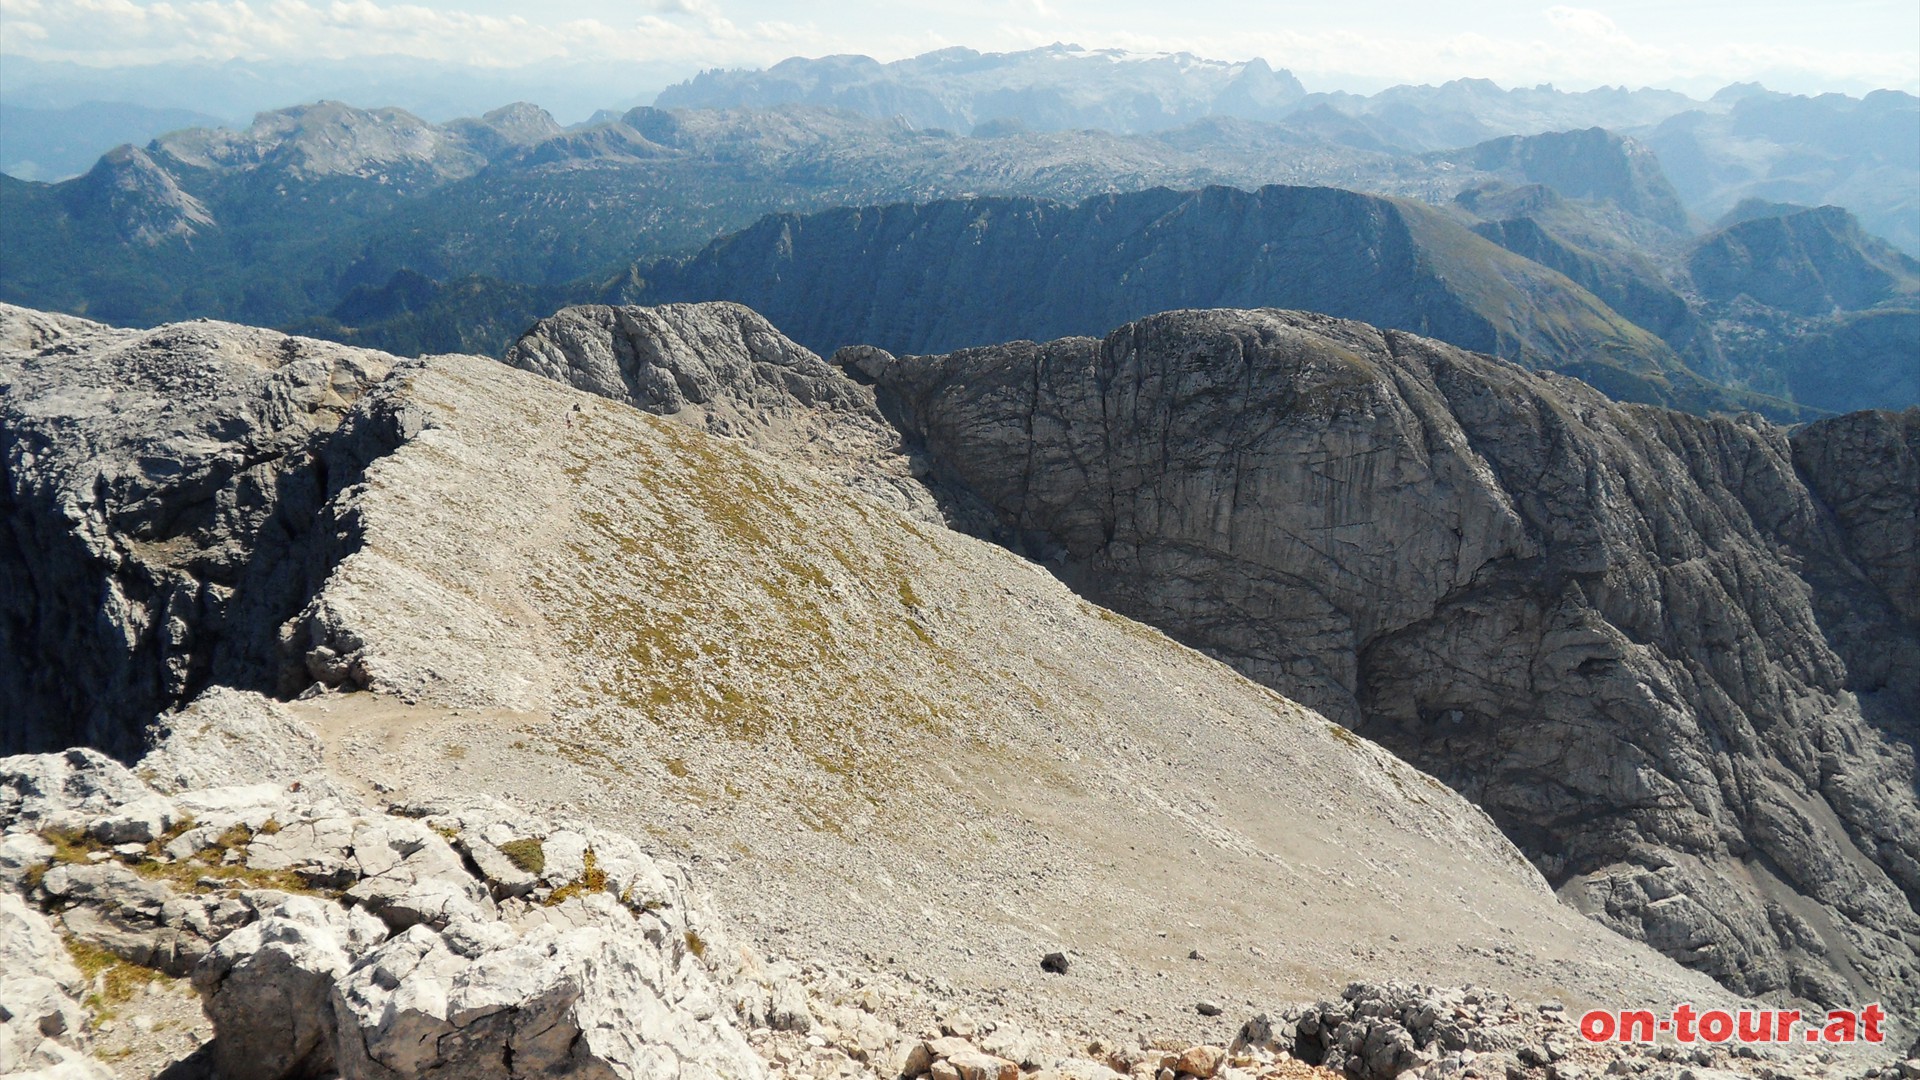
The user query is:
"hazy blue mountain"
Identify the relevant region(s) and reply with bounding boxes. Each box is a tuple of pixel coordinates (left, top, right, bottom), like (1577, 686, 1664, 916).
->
(1689, 205, 1920, 316)
(1448, 127, 1691, 232)
(0, 101, 225, 181)
(1451, 187, 1920, 413)
(1299, 79, 1702, 152)
(656, 44, 1307, 134)
(1643, 88, 1920, 255)
(1671, 206, 1920, 413)
(1714, 196, 1815, 229)
(610, 184, 1783, 417)
(1770, 311, 1920, 414)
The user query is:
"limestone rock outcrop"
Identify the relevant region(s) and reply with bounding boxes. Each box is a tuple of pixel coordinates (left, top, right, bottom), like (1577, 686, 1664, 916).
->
(2, 745, 770, 1080)
(502, 301, 938, 518)
(0, 303, 399, 755)
(0, 891, 114, 1078)
(845, 307, 1920, 1017)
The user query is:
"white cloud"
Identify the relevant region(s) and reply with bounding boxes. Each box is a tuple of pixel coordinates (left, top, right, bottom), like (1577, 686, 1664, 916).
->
(0, 0, 837, 67)
(0, 0, 1911, 95)
(1544, 6, 1622, 40)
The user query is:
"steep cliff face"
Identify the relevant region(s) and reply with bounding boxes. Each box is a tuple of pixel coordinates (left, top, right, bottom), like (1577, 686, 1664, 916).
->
(0, 305, 402, 754)
(848, 307, 1920, 1016)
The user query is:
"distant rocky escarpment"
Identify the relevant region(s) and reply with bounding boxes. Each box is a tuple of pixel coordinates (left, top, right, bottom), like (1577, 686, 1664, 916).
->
(1452, 127, 1690, 233)
(1681, 206, 1920, 413)
(1688, 205, 1920, 317)
(617, 184, 1784, 417)
(808, 307, 1920, 1019)
(1450, 188, 1920, 415)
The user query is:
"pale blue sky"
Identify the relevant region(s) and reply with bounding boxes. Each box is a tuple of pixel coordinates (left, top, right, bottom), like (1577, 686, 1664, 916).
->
(2, 0, 1915, 96)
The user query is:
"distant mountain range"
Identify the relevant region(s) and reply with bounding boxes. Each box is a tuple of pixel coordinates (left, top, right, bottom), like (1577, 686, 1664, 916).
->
(658, 45, 1309, 135)
(1645, 86, 1920, 255)
(0, 98, 1646, 334)
(657, 45, 1694, 143)
(1, 55, 1915, 417)
(657, 47, 1919, 253)
(6, 44, 1913, 260)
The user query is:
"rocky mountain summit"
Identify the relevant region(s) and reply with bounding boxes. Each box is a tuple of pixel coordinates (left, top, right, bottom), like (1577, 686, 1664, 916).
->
(59, 146, 216, 247)
(147, 100, 514, 189)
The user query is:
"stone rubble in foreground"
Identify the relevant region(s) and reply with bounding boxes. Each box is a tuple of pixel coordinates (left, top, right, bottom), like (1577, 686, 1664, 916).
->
(2, 727, 1906, 1080)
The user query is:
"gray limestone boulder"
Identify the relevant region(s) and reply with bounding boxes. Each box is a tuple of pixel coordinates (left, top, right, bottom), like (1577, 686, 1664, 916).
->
(193, 893, 374, 1080)
(2, 748, 155, 831)
(0, 893, 113, 1079)
(332, 899, 764, 1079)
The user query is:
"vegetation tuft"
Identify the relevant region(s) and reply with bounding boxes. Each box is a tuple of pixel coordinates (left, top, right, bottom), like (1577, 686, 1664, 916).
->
(497, 838, 547, 876)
